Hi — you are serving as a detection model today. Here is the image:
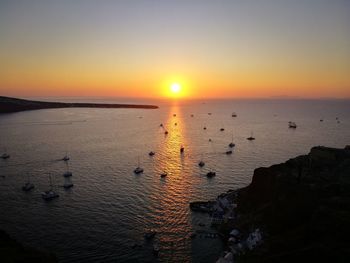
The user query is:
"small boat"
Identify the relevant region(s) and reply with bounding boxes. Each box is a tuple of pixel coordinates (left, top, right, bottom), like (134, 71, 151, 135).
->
(62, 153, 70, 161)
(232, 112, 237, 117)
(225, 150, 233, 155)
(22, 173, 34, 191)
(180, 145, 184, 153)
(320, 119, 323, 122)
(209, 138, 212, 142)
(207, 171, 216, 178)
(63, 182, 74, 189)
(160, 123, 163, 127)
(173, 114, 176, 117)
(160, 172, 167, 178)
(42, 190, 59, 200)
(63, 161, 72, 177)
(164, 130, 168, 135)
(42, 175, 59, 201)
(63, 171, 72, 177)
(1, 148, 10, 159)
(144, 231, 156, 240)
(134, 157, 144, 174)
(149, 151, 155, 156)
(203, 126, 207, 130)
(153, 244, 160, 256)
(174, 122, 177, 126)
(208, 113, 212, 115)
(220, 128, 225, 131)
(288, 121, 297, 128)
(134, 167, 143, 174)
(247, 132, 255, 141)
(191, 114, 194, 117)
(198, 160, 205, 167)
(22, 182, 34, 191)
(229, 133, 235, 148)
(1, 153, 10, 159)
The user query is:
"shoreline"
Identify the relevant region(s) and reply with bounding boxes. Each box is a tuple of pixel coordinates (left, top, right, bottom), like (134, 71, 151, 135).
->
(0, 96, 159, 114)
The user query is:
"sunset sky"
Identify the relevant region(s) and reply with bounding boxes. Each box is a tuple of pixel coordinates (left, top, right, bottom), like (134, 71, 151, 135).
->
(0, 0, 349, 99)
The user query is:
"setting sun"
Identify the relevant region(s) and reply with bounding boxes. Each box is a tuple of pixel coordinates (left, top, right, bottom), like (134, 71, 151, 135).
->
(170, 83, 181, 93)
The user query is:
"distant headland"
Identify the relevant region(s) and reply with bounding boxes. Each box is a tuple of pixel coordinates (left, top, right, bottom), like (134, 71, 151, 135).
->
(0, 96, 158, 114)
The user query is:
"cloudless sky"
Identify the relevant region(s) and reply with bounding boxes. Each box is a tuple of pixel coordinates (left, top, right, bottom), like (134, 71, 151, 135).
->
(0, 0, 349, 98)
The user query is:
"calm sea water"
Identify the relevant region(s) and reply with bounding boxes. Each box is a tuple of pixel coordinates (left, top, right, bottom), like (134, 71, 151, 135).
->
(0, 99, 349, 262)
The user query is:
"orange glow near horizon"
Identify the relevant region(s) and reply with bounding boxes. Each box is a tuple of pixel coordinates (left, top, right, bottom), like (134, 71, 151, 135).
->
(1, 2, 350, 99)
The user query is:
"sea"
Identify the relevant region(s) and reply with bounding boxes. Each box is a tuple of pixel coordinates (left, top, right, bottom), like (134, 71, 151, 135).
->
(0, 98, 349, 262)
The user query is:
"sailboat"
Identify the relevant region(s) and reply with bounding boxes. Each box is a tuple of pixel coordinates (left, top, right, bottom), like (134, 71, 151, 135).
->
(63, 177, 74, 189)
(134, 157, 144, 174)
(180, 145, 185, 153)
(206, 171, 216, 178)
(63, 161, 72, 177)
(161, 125, 168, 135)
(288, 121, 297, 128)
(62, 152, 70, 161)
(22, 173, 34, 191)
(1, 148, 10, 159)
(229, 133, 235, 148)
(198, 154, 205, 167)
(42, 174, 59, 200)
(247, 131, 255, 141)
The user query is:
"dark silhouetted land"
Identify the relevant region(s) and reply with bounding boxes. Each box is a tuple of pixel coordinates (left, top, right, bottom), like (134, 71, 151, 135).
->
(0, 96, 158, 113)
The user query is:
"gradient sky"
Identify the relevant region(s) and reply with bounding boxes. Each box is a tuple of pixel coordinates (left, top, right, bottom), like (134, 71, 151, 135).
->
(0, 0, 349, 99)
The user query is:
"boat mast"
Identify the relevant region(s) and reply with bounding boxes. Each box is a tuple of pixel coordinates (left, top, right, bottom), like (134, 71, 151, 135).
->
(49, 174, 53, 190)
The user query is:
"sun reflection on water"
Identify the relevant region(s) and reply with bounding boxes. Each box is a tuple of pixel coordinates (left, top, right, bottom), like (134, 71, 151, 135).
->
(148, 103, 195, 259)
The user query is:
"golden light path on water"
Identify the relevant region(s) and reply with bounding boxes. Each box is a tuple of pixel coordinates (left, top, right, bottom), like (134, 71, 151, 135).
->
(148, 103, 195, 259)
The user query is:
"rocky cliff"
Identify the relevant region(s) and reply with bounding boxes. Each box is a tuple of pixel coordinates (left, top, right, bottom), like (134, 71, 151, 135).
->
(234, 146, 350, 262)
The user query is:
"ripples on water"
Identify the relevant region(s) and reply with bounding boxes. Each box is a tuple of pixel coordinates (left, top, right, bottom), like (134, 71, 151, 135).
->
(0, 99, 349, 262)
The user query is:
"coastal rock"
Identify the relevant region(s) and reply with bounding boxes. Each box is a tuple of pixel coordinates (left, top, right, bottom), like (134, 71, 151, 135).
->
(233, 146, 350, 262)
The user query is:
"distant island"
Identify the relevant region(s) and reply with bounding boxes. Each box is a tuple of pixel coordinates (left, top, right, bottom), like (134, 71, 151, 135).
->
(0, 96, 158, 114)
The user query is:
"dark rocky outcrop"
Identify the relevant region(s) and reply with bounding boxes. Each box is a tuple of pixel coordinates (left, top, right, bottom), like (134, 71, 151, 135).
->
(0, 230, 57, 263)
(0, 96, 158, 114)
(233, 146, 350, 262)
